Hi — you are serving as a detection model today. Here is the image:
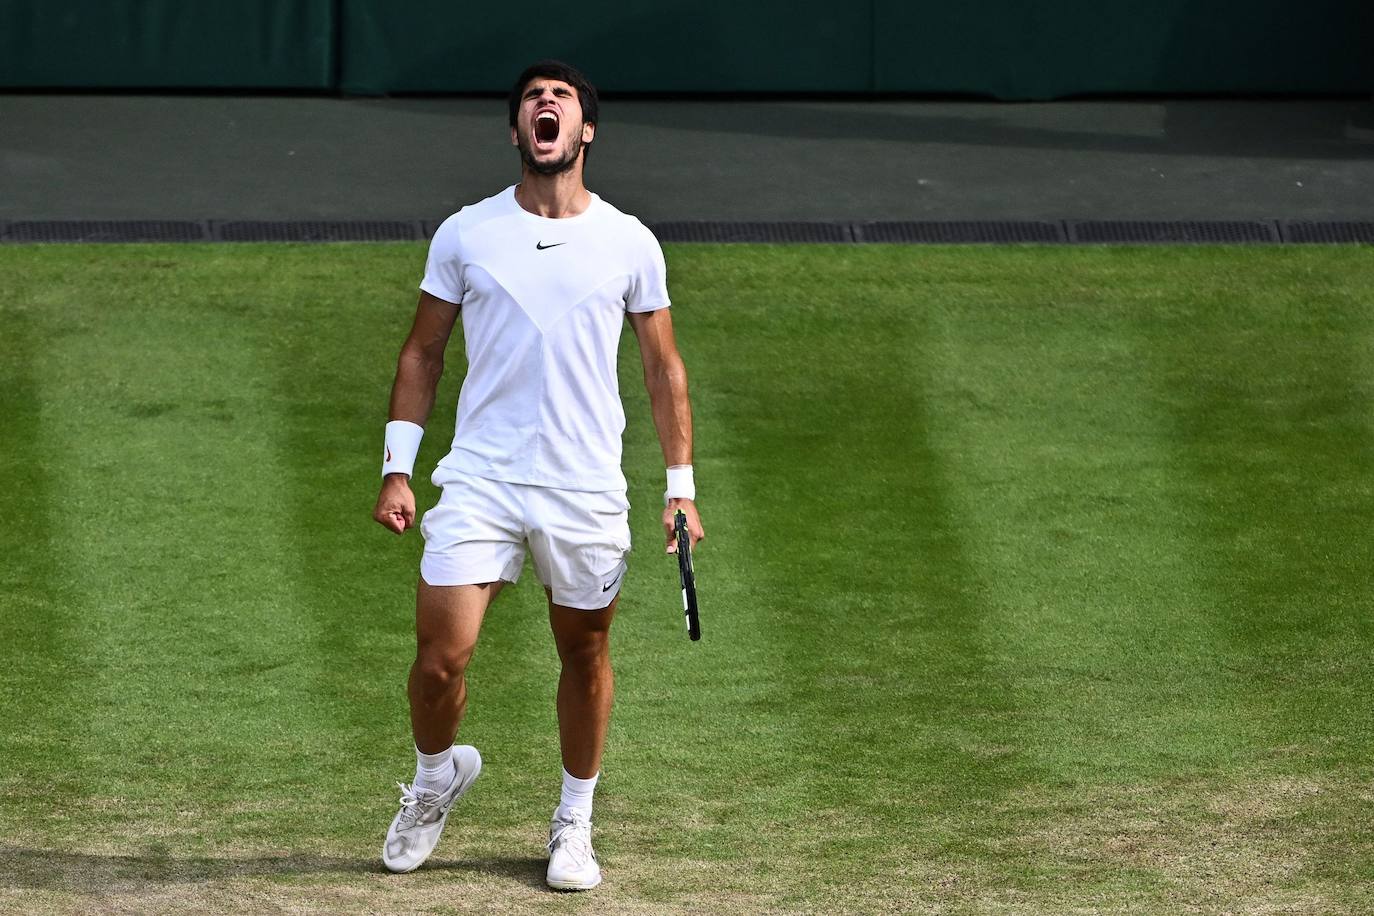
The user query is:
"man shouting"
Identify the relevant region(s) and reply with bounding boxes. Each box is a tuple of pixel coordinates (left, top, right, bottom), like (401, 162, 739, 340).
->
(372, 59, 704, 891)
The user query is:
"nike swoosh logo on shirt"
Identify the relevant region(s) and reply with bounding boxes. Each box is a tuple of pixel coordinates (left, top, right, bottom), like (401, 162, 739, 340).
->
(536, 241, 566, 250)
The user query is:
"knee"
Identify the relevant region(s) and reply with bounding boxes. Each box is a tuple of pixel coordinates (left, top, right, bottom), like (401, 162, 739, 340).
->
(557, 631, 610, 672)
(413, 645, 472, 695)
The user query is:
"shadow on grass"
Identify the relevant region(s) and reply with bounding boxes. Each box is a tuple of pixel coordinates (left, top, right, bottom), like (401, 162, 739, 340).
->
(0, 847, 548, 892)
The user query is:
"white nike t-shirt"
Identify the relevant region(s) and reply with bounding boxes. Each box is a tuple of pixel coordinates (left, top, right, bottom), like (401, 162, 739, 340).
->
(420, 185, 671, 492)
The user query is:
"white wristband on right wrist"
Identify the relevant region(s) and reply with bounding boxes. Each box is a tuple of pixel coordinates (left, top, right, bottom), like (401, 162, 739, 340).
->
(382, 420, 424, 478)
(664, 464, 695, 503)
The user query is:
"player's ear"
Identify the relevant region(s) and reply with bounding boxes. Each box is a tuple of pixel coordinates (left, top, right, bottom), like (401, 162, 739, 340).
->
(582, 122, 595, 144)
(510, 125, 519, 147)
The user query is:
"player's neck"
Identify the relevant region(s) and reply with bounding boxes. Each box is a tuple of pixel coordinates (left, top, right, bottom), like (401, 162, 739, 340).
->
(514, 169, 591, 219)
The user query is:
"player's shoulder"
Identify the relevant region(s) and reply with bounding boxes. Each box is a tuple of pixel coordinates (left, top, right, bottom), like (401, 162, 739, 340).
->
(429, 187, 519, 252)
(589, 195, 662, 250)
(439, 188, 514, 233)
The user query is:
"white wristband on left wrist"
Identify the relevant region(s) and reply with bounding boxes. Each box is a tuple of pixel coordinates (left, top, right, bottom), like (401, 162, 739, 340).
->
(664, 464, 695, 503)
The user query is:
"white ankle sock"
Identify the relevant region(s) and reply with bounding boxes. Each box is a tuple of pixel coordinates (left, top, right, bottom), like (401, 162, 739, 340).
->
(558, 768, 599, 817)
(413, 745, 454, 794)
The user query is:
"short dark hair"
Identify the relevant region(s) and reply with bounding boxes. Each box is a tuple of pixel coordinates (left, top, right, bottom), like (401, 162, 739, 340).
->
(508, 60, 599, 159)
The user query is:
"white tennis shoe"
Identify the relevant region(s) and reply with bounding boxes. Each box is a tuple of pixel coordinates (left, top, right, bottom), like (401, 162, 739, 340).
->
(546, 806, 601, 890)
(381, 745, 482, 873)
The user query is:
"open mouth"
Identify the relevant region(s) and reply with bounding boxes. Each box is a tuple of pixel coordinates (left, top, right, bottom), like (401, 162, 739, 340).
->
(534, 111, 560, 147)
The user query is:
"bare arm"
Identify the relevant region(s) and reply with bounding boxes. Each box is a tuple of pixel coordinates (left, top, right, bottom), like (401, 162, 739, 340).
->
(390, 291, 461, 425)
(374, 292, 461, 534)
(628, 308, 704, 552)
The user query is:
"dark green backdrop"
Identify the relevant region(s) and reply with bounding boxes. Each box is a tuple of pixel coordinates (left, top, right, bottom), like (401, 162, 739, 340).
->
(2, 0, 1371, 98)
(0, 1, 335, 89)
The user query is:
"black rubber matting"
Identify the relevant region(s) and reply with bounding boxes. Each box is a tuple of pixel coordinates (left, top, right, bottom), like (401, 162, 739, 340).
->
(1282, 221, 1374, 244)
(651, 222, 855, 243)
(3, 219, 1372, 245)
(1067, 220, 1281, 244)
(854, 221, 1066, 243)
(1, 220, 209, 242)
(213, 220, 423, 242)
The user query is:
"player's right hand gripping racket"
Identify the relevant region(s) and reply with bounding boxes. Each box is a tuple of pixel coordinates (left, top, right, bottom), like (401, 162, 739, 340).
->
(674, 510, 701, 641)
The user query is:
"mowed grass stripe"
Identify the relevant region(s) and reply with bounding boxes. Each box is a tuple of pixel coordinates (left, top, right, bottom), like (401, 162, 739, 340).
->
(0, 263, 90, 844)
(626, 247, 1027, 910)
(912, 248, 1260, 782)
(1144, 248, 1374, 756)
(0, 247, 333, 855)
(1140, 248, 1374, 906)
(902, 247, 1335, 909)
(249, 245, 441, 848)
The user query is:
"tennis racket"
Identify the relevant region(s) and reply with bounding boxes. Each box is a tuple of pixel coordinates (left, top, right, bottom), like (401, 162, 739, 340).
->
(674, 509, 701, 641)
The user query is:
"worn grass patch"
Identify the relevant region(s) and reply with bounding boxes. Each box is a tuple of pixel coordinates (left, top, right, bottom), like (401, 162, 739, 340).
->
(4, 775, 1370, 914)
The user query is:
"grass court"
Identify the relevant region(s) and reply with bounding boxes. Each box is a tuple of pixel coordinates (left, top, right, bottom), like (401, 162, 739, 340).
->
(2, 242, 1373, 914)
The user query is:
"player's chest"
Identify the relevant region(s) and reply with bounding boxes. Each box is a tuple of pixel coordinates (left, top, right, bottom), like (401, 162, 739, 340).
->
(462, 236, 632, 326)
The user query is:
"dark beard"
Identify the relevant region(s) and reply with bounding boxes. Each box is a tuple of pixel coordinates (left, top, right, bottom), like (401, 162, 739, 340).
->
(520, 134, 583, 176)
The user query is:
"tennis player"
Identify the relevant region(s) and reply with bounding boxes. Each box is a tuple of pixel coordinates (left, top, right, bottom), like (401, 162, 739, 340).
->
(371, 60, 704, 891)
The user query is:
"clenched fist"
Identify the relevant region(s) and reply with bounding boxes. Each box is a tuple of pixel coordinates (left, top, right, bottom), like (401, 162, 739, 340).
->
(374, 473, 416, 535)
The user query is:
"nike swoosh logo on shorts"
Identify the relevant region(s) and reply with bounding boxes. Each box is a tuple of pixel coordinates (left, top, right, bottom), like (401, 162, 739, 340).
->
(536, 241, 566, 250)
(602, 569, 624, 592)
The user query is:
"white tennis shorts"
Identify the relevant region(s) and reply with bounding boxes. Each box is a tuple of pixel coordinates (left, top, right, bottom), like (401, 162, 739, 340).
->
(419, 466, 631, 610)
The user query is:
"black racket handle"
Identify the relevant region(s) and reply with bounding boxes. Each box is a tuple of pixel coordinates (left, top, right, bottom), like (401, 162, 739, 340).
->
(674, 510, 701, 641)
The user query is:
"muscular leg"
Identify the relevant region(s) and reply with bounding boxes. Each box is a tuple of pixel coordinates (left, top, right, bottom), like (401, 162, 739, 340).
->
(408, 580, 502, 753)
(548, 591, 619, 778)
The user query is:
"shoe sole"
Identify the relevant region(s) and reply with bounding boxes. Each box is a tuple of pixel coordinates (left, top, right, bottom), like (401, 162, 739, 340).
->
(382, 745, 482, 874)
(547, 875, 602, 891)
